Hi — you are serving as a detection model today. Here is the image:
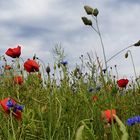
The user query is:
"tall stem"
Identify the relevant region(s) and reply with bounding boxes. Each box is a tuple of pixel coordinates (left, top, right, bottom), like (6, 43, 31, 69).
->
(107, 45, 133, 63)
(127, 50, 137, 79)
(37, 58, 46, 87)
(95, 17, 108, 75)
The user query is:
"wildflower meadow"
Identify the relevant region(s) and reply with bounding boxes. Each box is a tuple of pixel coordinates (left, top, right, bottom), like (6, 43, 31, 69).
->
(0, 5, 140, 140)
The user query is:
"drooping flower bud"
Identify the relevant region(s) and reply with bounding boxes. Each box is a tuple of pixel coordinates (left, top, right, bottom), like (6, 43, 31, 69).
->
(84, 5, 94, 15)
(125, 52, 128, 58)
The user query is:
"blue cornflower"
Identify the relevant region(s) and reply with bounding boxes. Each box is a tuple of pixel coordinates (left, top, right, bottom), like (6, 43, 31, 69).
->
(60, 61, 68, 66)
(126, 118, 135, 126)
(126, 116, 140, 126)
(15, 104, 24, 111)
(88, 87, 95, 93)
(6, 99, 14, 108)
(13, 104, 24, 112)
(88, 85, 101, 93)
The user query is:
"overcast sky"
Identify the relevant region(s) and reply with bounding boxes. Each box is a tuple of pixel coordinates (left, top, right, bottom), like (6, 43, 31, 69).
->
(0, 0, 140, 78)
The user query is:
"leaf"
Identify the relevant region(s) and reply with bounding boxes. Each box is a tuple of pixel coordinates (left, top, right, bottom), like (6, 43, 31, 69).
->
(75, 125, 84, 140)
(113, 115, 129, 140)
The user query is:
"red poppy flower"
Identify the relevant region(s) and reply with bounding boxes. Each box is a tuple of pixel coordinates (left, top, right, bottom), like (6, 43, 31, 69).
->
(0, 98, 16, 113)
(14, 76, 23, 85)
(5, 46, 21, 58)
(4, 65, 12, 70)
(117, 79, 129, 88)
(92, 96, 98, 102)
(101, 109, 116, 124)
(0, 98, 22, 120)
(13, 110, 22, 120)
(24, 59, 39, 73)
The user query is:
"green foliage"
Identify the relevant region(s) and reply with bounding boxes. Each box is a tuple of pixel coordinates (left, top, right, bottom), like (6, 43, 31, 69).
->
(0, 60, 140, 140)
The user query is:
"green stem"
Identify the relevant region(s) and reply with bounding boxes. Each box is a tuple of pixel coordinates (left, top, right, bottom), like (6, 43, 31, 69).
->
(10, 111, 16, 140)
(51, 97, 62, 140)
(127, 50, 137, 79)
(91, 25, 99, 34)
(37, 58, 46, 86)
(126, 50, 140, 89)
(107, 45, 133, 63)
(95, 17, 108, 72)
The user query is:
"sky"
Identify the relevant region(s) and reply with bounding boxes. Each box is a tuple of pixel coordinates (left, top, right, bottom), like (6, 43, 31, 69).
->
(0, 0, 140, 78)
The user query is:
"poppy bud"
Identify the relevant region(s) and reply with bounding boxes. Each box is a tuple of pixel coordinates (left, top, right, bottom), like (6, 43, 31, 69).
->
(81, 17, 92, 26)
(58, 63, 61, 68)
(84, 5, 94, 15)
(125, 52, 128, 58)
(33, 54, 36, 60)
(46, 65, 51, 75)
(93, 8, 99, 17)
(134, 40, 140, 47)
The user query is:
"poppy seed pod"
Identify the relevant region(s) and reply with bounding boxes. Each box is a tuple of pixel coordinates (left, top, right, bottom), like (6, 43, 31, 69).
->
(81, 17, 92, 26)
(84, 5, 94, 15)
(134, 40, 140, 46)
(46, 65, 51, 75)
(125, 52, 128, 58)
(93, 8, 99, 17)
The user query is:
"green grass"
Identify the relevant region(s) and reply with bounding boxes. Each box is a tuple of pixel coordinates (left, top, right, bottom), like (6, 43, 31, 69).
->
(0, 65, 140, 140)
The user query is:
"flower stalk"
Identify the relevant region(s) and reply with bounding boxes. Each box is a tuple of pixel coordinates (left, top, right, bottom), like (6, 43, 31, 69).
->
(125, 50, 137, 79)
(94, 17, 108, 75)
